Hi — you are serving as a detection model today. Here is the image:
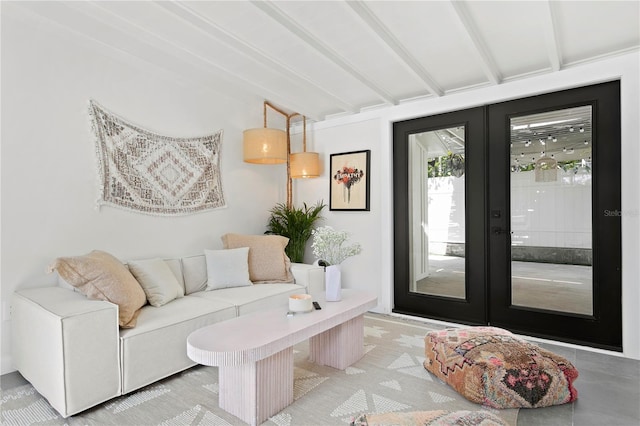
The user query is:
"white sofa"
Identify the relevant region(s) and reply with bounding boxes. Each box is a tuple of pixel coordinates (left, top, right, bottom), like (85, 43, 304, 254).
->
(11, 253, 324, 418)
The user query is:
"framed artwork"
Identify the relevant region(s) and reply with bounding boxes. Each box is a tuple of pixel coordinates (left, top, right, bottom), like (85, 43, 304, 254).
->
(329, 150, 370, 211)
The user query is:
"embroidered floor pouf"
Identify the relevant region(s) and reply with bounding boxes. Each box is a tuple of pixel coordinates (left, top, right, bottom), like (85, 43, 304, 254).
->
(423, 326, 579, 409)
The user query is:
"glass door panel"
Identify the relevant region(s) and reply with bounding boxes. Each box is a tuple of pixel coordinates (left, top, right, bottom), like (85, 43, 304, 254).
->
(509, 106, 593, 315)
(409, 127, 466, 299)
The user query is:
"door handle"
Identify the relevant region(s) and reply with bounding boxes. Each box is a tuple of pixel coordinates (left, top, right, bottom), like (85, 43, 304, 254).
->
(491, 227, 510, 235)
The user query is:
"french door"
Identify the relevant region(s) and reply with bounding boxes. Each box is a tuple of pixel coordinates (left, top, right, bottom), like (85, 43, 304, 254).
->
(393, 81, 622, 350)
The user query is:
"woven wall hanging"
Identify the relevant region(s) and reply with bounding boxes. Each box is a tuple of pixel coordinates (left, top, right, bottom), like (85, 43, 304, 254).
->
(89, 100, 225, 215)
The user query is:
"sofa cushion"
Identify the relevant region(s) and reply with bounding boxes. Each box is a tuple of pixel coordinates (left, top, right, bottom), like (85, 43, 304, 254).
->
(204, 247, 252, 290)
(190, 283, 305, 316)
(221, 233, 294, 283)
(119, 296, 236, 393)
(128, 258, 184, 307)
(48, 250, 146, 328)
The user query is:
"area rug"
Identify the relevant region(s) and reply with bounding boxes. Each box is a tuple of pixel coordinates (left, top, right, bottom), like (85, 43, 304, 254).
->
(0, 314, 518, 425)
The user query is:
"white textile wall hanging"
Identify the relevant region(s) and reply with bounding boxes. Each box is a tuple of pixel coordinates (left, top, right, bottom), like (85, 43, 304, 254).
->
(89, 100, 226, 216)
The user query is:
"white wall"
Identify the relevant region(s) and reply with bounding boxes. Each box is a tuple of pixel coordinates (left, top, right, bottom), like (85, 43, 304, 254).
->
(0, 6, 286, 373)
(301, 52, 640, 360)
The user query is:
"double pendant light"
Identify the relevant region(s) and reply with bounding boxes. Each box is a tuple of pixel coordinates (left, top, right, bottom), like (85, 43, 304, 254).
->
(242, 101, 320, 208)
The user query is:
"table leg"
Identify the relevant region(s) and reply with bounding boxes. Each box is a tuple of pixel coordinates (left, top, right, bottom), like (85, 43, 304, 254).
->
(218, 346, 294, 425)
(309, 315, 364, 370)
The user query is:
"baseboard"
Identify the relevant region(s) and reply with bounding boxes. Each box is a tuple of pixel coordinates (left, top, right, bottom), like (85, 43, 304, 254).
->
(1, 355, 15, 376)
(390, 312, 629, 359)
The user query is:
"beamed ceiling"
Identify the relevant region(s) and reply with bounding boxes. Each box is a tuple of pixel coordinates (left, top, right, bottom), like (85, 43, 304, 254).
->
(7, 1, 640, 122)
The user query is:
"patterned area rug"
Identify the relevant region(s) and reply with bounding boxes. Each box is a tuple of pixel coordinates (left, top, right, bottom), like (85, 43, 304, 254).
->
(0, 314, 518, 425)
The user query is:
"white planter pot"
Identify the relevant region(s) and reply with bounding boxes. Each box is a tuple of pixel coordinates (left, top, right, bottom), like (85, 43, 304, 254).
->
(325, 264, 342, 301)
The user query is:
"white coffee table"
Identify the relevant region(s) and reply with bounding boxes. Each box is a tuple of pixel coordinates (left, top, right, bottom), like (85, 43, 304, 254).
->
(186, 289, 377, 425)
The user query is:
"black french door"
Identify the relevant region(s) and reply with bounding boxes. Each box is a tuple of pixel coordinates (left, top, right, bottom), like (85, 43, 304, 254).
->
(393, 81, 622, 351)
(393, 106, 487, 325)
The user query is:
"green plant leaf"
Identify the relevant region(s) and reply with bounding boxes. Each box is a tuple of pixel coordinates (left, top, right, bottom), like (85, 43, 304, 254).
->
(265, 201, 326, 263)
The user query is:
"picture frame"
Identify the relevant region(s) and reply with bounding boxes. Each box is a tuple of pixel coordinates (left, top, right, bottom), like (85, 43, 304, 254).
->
(329, 150, 371, 211)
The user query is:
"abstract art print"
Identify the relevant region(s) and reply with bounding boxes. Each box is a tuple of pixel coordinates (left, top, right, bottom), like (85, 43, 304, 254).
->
(330, 150, 370, 211)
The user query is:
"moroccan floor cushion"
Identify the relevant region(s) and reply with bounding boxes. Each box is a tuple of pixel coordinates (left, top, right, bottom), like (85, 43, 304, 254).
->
(423, 326, 579, 409)
(350, 410, 508, 425)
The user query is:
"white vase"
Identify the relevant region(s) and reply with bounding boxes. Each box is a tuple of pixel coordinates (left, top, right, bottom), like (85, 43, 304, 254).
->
(325, 264, 342, 301)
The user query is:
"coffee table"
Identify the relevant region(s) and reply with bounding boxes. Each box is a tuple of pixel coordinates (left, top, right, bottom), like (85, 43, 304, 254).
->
(186, 289, 377, 425)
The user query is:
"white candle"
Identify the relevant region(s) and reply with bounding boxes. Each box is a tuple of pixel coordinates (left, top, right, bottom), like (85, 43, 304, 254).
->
(289, 294, 313, 312)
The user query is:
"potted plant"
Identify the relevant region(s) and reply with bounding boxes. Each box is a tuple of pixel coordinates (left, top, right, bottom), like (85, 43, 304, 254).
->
(265, 201, 326, 263)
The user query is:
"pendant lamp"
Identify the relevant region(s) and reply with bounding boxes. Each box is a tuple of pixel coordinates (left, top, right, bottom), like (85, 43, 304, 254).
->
(243, 102, 287, 164)
(290, 116, 320, 178)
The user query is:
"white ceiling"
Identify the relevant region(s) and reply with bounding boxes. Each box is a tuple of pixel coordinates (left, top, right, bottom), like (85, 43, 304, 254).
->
(9, 1, 640, 122)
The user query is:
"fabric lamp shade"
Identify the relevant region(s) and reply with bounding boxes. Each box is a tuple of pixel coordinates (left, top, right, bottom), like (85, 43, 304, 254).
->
(243, 128, 287, 164)
(290, 151, 320, 178)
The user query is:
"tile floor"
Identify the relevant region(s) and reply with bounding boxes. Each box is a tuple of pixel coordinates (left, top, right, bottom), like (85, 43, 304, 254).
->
(515, 340, 640, 426)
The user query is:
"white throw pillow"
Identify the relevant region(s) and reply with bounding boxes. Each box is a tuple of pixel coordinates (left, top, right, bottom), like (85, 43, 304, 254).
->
(128, 258, 184, 307)
(204, 247, 253, 290)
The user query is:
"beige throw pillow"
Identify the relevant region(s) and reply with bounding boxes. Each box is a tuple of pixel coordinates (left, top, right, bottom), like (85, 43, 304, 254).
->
(48, 250, 147, 328)
(128, 258, 184, 307)
(221, 233, 294, 283)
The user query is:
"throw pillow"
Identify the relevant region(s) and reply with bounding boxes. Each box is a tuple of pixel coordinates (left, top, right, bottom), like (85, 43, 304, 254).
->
(180, 254, 208, 294)
(48, 250, 147, 328)
(128, 258, 184, 307)
(221, 233, 294, 283)
(204, 247, 253, 290)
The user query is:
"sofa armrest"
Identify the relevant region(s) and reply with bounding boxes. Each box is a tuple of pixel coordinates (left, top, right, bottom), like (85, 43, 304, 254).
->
(12, 287, 120, 417)
(290, 263, 325, 297)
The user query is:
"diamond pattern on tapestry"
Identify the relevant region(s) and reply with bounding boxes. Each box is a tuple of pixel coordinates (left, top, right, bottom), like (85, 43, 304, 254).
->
(89, 100, 225, 215)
